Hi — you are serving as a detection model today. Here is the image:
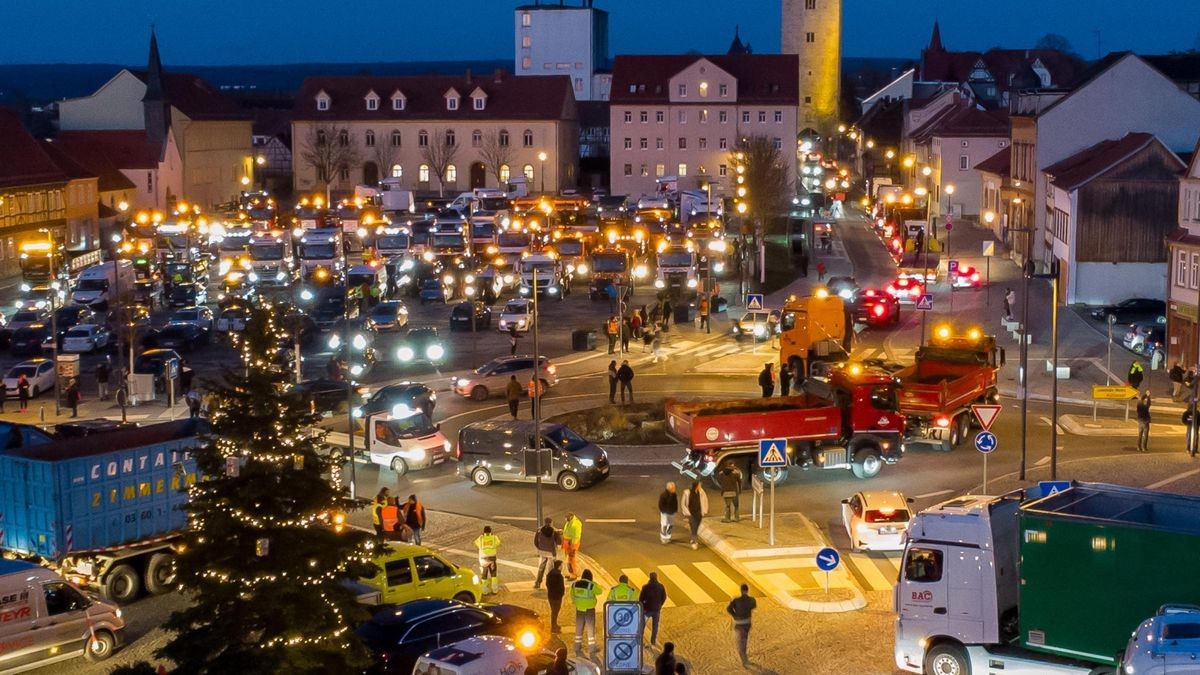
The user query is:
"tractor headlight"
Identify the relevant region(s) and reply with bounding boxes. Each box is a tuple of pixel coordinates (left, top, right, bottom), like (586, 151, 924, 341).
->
(426, 344, 445, 360)
(397, 346, 414, 361)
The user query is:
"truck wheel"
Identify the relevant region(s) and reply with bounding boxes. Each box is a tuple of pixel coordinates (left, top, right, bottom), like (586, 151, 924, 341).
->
(103, 564, 142, 604)
(924, 642, 970, 675)
(144, 552, 177, 594)
(851, 447, 883, 479)
(470, 386, 489, 401)
(390, 457, 409, 476)
(949, 417, 964, 447)
(83, 630, 116, 662)
(957, 414, 970, 441)
(759, 466, 788, 484)
(558, 471, 580, 491)
(471, 467, 492, 487)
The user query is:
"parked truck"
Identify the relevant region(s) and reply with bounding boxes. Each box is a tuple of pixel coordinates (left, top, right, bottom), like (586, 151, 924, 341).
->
(654, 243, 698, 298)
(778, 291, 851, 379)
(668, 364, 905, 484)
(895, 326, 1002, 451)
(0, 420, 201, 604)
(895, 482, 1200, 675)
(298, 227, 344, 281)
(588, 247, 631, 299)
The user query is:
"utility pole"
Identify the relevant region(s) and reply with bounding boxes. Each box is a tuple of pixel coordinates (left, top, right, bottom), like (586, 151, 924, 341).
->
(531, 267, 544, 524)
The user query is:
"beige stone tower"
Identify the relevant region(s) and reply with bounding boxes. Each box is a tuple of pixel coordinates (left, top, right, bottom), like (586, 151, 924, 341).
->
(781, 0, 842, 136)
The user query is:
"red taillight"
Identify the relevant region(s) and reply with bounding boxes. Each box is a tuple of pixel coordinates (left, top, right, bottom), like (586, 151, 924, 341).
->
(864, 289, 876, 297)
(935, 416, 951, 428)
(873, 304, 886, 317)
(891, 237, 901, 249)
(970, 272, 980, 282)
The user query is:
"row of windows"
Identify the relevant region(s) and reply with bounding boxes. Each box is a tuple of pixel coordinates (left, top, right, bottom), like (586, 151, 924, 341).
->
(1181, 184, 1200, 222)
(319, 128, 536, 149)
(622, 163, 726, 178)
(318, 94, 486, 113)
(621, 137, 782, 151)
(1176, 250, 1200, 290)
(674, 82, 730, 98)
(349, 163, 535, 184)
(621, 109, 785, 124)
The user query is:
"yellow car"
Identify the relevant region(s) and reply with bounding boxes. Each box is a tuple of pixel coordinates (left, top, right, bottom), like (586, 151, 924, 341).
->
(359, 543, 482, 606)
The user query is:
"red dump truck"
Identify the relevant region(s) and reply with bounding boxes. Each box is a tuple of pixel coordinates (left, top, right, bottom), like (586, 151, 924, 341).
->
(668, 365, 906, 483)
(896, 327, 1002, 451)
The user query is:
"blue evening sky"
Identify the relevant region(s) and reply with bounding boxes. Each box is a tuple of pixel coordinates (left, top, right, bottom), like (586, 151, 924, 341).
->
(2, 0, 1198, 65)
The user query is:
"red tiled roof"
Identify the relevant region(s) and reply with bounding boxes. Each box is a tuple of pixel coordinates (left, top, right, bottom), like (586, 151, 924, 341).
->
(41, 137, 136, 193)
(1045, 132, 1182, 191)
(128, 69, 249, 121)
(975, 146, 1011, 176)
(0, 108, 68, 189)
(37, 140, 94, 181)
(54, 130, 162, 170)
(914, 105, 1009, 142)
(292, 72, 575, 122)
(610, 54, 798, 105)
(922, 48, 1080, 91)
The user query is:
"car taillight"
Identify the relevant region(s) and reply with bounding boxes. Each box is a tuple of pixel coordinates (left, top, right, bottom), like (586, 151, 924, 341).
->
(873, 304, 885, 317)
(935, 416, 951, 428)
(970, 272, 980, 282)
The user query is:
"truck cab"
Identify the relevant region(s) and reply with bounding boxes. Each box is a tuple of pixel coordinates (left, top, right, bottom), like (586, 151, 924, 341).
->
(654, 243, 698, 297)
(517, 252, 565, 299)
(298, 228, 344, 282)
(897, 326, 1003, 450)
(247, 230, 296, 288)
(778, 292, 849, 378)
(588, 247, 631, 299)
(364, 409, 451, 476)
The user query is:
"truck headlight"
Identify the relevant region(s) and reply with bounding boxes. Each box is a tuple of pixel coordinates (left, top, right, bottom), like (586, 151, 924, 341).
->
(352, 334, 367, 351)
(350, 364, 364, 377)
(300, 289, 314, 301)
(714, 262, 726, 273)
(397, 346, 415, 361)
(654, 279, 665, 289)
(577, 264, 588, 274)
(248, 272, 258, 283)
(19, 283, 30, 292)
(426, 344, 445, 360)
(687, 278, 698, 288)
(548, 287, 558, 295)
(443, 440, 452, 452)
(328, 334, 341, 349)
(405, 447, 427, 461)
(275, 271, 286, 282)
(352, 407, 363, 418)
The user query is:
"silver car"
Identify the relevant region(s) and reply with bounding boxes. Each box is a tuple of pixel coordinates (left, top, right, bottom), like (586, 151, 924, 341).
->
(452, 355, 558, 401)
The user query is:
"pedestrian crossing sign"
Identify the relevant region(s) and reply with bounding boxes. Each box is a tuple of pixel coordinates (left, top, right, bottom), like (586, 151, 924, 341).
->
(745, 294, 764, 310)
(758, 438, 788, 467)
(915, 294, 934, 311)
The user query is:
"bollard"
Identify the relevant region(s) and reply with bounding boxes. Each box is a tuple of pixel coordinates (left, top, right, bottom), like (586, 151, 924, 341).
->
(40, 403, 46, 422)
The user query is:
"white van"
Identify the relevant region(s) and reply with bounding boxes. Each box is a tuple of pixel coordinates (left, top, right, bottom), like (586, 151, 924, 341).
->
(70, 260, 135, 309)
(0, 560, 124, 672)
(412, 635, 601, 675)
(365, 410, 452, 476)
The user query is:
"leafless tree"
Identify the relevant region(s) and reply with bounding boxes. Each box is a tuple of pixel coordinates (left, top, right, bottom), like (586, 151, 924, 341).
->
(298, 123, 361, 199)
(731, 135, 791, 231)
(373, 138, 399, 183)
(478, 130, 514, 187)
(419, 127, 460, 197)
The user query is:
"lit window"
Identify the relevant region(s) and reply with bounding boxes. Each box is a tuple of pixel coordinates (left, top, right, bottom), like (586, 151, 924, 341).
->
(500, 164, 511, 182)
(640, 164, 649, 176)
(419, 164, 430, 182)
(677, 163, 688, 176)
(523, 164, 534, 181)
(522, 57, 532, 69)
(391, 164, 402, 178)
(522, 12, 530, 26)
(699, 82, 708, 97)
(700, 110, 709, 123)
(446, 165, 457, 182)
(522, 36, 532, 48)
(655, 163, 665, 177)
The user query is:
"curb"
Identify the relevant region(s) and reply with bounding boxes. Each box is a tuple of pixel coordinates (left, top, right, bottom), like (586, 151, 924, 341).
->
(697, 514, 866, 614)
(1059, 414, 1188, 437)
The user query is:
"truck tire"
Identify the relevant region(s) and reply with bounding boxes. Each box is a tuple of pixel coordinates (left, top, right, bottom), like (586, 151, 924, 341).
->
(949, 417, 964, 447)
(83, 630, 117, 662)
(471, 467, 492, 487)
(144, 552, 177, 595)
(924, 642, 970, 675)
(760, 466, 788, 484)
(851, 446, 883, 479)
(103, 563, 142, 604)
(558, 471, 580, 491)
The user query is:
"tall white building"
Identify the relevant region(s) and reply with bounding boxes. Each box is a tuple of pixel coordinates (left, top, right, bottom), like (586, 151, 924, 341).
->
(514, 1, 609, 101)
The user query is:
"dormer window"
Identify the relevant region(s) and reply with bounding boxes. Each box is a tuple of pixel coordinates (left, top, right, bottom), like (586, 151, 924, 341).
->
(445, 88, 461, 111)
(470, 87, 488, 111)
(316, 90, 331, 111)
(474, 97, 485, 111)
(391, 90, 406, 111)
(364, 90, 379, 111)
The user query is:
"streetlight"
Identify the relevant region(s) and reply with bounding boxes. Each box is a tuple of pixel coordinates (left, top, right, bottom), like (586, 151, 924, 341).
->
(983, 210, 996, 305)
(537, 151, 547, 195)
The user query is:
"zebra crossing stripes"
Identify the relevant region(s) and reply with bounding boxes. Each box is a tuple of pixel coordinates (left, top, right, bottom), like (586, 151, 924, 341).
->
(619, 561, 744, 607)
(658, 564, 714, 605)
(845, 552, 901, 592)
(621, 568, 675, 607)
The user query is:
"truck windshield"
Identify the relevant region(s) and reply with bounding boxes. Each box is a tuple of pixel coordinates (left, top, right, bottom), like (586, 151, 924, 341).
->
(472, 223, 496, 239)
(250, 243, 284, 260)
(432, 234, 464, 248)
(76, 278, 108, 292)
(377, 235, 410, 250)
(557, 241, 583, 256)
(20, 258, 51, 274)
(299, 244, 336, 259)
(498, 233, 528, 247)
(523, 261, 555, 273)
(246, 207, 273, 221)
(544, 426, 589, 453)
(659, 252, 693, 267)
(377, 416, 435, 440)
(591, 255, 626, 273)
(348, 274, 375, 288)
(916, 346, 989, 366)
(220, 238, 249, 252)
(478, 197, 508, 211)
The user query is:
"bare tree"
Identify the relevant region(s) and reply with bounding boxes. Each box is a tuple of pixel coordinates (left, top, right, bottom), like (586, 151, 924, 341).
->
(373, 137, 399, 183)
(298, 123, 361, 200)
(732, 135, 791, 229)
(419, 127, 460, 197)
(478, 130, 514, 187)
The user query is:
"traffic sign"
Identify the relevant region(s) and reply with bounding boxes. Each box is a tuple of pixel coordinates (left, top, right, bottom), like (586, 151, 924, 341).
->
(758, 438, 788, 468)
(745, 293, 764, 311)
(1039, 480, 1072, 496)
(1092, 384, 1138, 400)
(971, 404, 1002, 431)
(815, 547, 841, 571)
(605, 601, 642, 638)
(948, 260, 959, 275)
(982, 241, 996, 257)
(915, 294, 934, 311)
(974, 431, 998, 454)
(604, 601, 643, 673)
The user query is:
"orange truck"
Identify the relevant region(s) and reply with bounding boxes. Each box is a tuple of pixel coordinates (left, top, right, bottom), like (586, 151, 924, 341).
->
(778, 292, 851, 379)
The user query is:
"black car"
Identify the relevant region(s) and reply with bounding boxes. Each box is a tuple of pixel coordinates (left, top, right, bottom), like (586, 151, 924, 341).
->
(395, 327, 446, 365)
(9, 323, 53, 356)
(449, 301, 492, 331)
(825, 275, 860, 301)
(293, 378, 363, 415)
(357, 382, 436, 419)
(1090, 298, 1166, 324)
(142, 323, 208, 351)
(357, 599, 540, 674)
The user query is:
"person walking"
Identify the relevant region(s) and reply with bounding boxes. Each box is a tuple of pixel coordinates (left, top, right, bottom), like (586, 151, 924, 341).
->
(17, 374, 30, 412)
(680, 480, 708, 550)
(66, 380, 80, 418)
(617, 360, 635, 403)
(186, 388, 202, 418)
(1136, 390, 1152, 453)
(473, 526, 501, 595)
(631, 310, 643, 338)
(533, 517, 561, 590)
(400, 494, 426, 545)
(641, 572, 668, 646)
(779, 363, 792, 397)
(654, 642, 678, 674)
(717, 463, 743, 522)
(816, 261, 827, 281)
(505, 375, 523, 419)
(546, 559, 566, 633)
(621, 315, 632, 352)
(371, 488, 391, 541)
(608, 574, 639, 601)
(1171, 361, 1186, 402)
(509, 325, 520, 356)
(562, 512, 583, 579)
(662, 298, 673, 329)
(95, 359, 110, 400)
(608, 360, 619, 404)
(698, 295, 710, 333)
(606, 316, 619, 354)
(651, 325, 665, 363)
(727, 584, 757, 667)
(758, 363, 775, 398)
(658, 481, 678, 544)
(571, 569, 603, 658)
(1128, 361, 1145, 391)
(1003, 288, 1015, 321)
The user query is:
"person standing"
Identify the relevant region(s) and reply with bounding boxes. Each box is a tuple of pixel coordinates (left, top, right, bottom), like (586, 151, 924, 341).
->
(758, 363, 775, 398)
(400, 494, 426, 546)
(617, 360, 635, 403)
(66, 380, 80, 418)
(1003, 288, 1015, 321)
(509, 325, 520, 356)
(717, 463, 743, 522)
(533, 517, 561, 590)
(505, 375, 523, 419)
(473, 526, 501, 595)
(186, 388, 202, 418)
(1136, 390, 1152, 453)
(698, 295, 710, 332)
(1171, 361, 1186, 402)
(654, 641, 677, 674)
(641, 572, 668, 646)
(680, 480, 708, 550)
(17, 374, 30, 412)
(631, 310, 643, 338)
(607, 360, 619, 404)
(621, 315, 632, 352)
(662, 298, 673, 329)
(816, 261, 827, 281)
(1128, 361, 1145, 391)
(658, 481, 678, 544)
(571, 569, 603, 658)
(726, 584, 757, 667)
(778, 363, 792, 397)
(562, 512, 583, 579)
(95, 359, 110, 400)
(546, 559, 566, 633)
(371, 488, 390, 540)
(607, 574, 639, 601)
(606, 315, 619, 354)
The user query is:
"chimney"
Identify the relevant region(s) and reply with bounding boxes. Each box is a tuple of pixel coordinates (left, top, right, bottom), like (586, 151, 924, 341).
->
(465, 68, 472, 84)
(494, 69, 504, 83)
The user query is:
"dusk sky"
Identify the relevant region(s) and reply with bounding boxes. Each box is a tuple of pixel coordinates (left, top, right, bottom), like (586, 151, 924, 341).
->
(2, 0, 1199, 65)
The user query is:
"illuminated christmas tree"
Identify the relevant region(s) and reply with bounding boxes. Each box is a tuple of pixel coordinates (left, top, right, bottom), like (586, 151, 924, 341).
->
(158, 305, 374, 674)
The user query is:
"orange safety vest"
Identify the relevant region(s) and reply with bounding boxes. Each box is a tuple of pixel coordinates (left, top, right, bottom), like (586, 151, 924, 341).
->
(607, 319, 619, 335)
(380, 504, 399, 532)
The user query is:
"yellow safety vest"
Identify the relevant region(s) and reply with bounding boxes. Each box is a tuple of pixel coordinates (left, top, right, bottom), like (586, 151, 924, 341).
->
(563, 517, 582, 544)
(371, 501, 383, 525)
(608, 583, 639, 602)
(571, 580, 600, 610)
(474, 533, 500, 557)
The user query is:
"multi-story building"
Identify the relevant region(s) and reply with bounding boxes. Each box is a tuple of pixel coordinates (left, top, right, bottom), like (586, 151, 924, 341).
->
(52, 129, 183, 211)
(781, 0, 841, 134)
(514, 1, 609, 102)
(1167, 139, 1200, 366)
(607, 54, 798, 198)
(906, 101, 1009, 219)
(291, 71, 578, 196)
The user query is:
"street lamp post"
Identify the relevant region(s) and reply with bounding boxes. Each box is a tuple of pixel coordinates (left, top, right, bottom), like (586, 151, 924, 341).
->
(531, 267, 544, 524)
(537, 151, 548, 195)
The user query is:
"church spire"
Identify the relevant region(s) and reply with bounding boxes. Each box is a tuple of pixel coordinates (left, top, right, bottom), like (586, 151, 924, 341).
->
(142, 26, 170, 149)
(144, 26, 164, 102)
(728, 25, 750, 55)
(929, 20, 944, 52)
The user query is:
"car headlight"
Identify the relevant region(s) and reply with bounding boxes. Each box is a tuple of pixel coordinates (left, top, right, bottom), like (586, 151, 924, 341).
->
(654, 279, 665, 289)
(548, 287, 558, 295)
(754, 325, 766, 337)
(443, 440, 452, 451)
(352, 334, 368, 351)
(465, 287, 476, 296)
(405, 447, 427, 461)
(517, 629, 538, 650)
(328, 334, 341, 349)
(455, 378, 470, 388)
(300, 289, 314, 301)
(352, 407, 363, 418)
(578, 458, 595, 467)
(577, 264, 588, 274)
(19, 283, 30, 292)
(519, 287, 530, 295)
(399, 274, 411, 285)
(426, 344, 445, 360)
(397, 346, 414, 361)
(838, 289, 853, 299)
(248, 272, 258, 283)
(350, 364, 364, 377)
(714, 262, 726, 273)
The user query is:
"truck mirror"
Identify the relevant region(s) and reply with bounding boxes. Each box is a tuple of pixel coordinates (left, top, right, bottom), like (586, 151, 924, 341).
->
(840, 498, 849, 505)
(907, 497, 915, 504)
(999, 348, 1006, 366)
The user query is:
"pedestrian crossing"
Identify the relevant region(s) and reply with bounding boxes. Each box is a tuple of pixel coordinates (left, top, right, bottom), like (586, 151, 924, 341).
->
(728, 548, 901, 595)
(646, 336, 774, 362)
(617, 560, 747, 607)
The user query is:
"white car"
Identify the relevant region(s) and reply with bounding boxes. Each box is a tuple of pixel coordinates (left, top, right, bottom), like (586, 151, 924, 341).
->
(61, 324, 111, 353)
(3, 358, 56, 398)
(497, 299, 532, 334)
(1121, 604, 1200, 674)
(169, 306, 215, 334)
(215, 305, 250, 333)
(414, 635, 601, 675)
(841, 490, 913, 552)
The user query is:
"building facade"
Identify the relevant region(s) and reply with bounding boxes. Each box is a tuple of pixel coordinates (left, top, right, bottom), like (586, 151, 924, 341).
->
(514, 1, 608, 102)
(291, 72, 578, 197)
(781, 0, 841, 134)
(608, 54, 798, 198)
(1167, 139, 1200, 367)
(54, 130, 184, 211)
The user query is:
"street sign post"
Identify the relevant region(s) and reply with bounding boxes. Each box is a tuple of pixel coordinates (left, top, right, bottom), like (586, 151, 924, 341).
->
(948, 260, 959, 275)
(1091, 384, 1138, 400)
(745, 293, 764, 311)
(971, 404, 1002, 431)
(750, 473, 764, 527)
(759, 439, 786, 546)
(976, 430, 998, 492)
(604, 601, 643, 674)
(1039, 480, 1072, 496)
(815, 546, 840, 593)
(915, 294, 934, 311)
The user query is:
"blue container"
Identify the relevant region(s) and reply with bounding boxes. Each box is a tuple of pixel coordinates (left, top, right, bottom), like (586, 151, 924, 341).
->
(0, 420, 202, 558)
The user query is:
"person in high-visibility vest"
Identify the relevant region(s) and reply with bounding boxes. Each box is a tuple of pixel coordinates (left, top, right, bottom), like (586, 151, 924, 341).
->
(571, 569, 603, 657)
(607, 574, 639, 601)
(561, 512, 583, 579)
(473, 526, 501, 594)
(371, 488, 391, 540)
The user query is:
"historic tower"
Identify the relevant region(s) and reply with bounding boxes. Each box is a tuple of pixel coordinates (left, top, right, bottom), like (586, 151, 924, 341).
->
(781, 0, 842, 136)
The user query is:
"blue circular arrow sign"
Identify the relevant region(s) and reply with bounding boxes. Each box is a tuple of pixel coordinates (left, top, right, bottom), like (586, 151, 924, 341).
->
(975, 431, 998, 454)
(815, 546, 840, 571)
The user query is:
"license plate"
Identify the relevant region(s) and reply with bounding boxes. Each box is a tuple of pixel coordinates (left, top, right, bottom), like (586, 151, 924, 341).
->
(879, 527, 896, 534)
(433, 456, 446, 464)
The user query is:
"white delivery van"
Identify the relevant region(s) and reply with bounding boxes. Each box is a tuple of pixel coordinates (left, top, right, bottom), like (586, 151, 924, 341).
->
(365, 410, 452, 476)
(0, 560, 124, 672)
(70, 260, 135, 309)
(380, 178, 416, 213)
